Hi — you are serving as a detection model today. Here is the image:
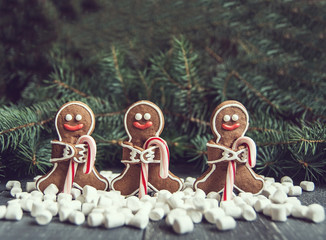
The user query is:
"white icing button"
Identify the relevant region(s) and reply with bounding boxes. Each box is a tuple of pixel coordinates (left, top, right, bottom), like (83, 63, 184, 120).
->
(65, 114, 73, 121)
(144, 113, 151, 120)
(75, 114, 82, 121)
(232, 114, 239, 121)
(135, 113, 142, 121)
(223, 115, 231, 122)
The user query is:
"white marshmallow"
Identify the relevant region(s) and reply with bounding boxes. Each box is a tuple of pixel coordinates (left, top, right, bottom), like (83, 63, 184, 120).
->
(194, 189, 206, 199)
(288, 186, 302, 196)
(126, 196, 141, 213)
(46, 202, 59, 216)
(241, 205, 256, 221)
(104, 212, 125, 229)
(69, 211, 85, 225)
(291, 205, 308, 218)
(0, 205, 7, 219)
(192, 197, 208, 212)
(156, 189, 172, 203)
(262, 204, 272, 217)
(187, 208, 203, 223)
(185, 177, 196, 185)
(33, 175, 42, 181)
(31, 202, 46, 217)
(119, 207, 133, 225)
(57, 193, 72, 202)
(83, 185, 98, 203)
(97, 196, 113, 208)
(305, 204, 325, 223)
(172, 215, 194, 234)
(44, 194, 56, 202)
(223, 205, 242, 219)
(285, 197, 301, 206)
(128, 214, 149, 229)
(35, 210, 53, 225)
(183, 188, 194, 196)
(10, 187, 22, 197)
(59, 206, 73, 222)
(204, 208, 225, 224)
(280, 176, 293, 184)
(82, 202, 95, 216)
(165, 208, 187, 226)
(5, 204, 23, 221)
(216, 216, 236, 231)
(7, 199, 21, 206)
(167, 194, 184, 209)
(44, 184, 59, 195)
(87, 212, 104, 227)
(149, 207, 165, 221)
(206, 199, 219, 209)
(269, 189, 287, 204)
(155, 202, 170, 215)
(26, 182, 36, 192)
(262, 185, 277, 198)
(206, 191, 220, 201)
(21, 198, 34, 212)
(15, 192, 30, 200)
(30, 190, 44, 200)
(71, 188, 81, 199)
(6, 180, 21, 190)
(264, 177, 275, 183)
(271, 204, 287, 222)
(300, 181, 315, 192)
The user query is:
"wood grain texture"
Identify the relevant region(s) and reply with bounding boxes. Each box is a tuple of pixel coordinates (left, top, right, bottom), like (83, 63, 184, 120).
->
(0, 176, 326, 240)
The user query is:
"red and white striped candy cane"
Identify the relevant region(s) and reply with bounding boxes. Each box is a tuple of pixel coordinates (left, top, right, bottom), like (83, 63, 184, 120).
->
(62, 135, 97, 194)
(222, 137, 256, 201)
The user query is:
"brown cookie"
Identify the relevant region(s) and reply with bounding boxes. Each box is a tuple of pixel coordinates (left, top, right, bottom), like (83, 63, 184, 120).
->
(111, 100, 183, 197)
(36, 101, 109, 193)
(194, 100, 264, 197)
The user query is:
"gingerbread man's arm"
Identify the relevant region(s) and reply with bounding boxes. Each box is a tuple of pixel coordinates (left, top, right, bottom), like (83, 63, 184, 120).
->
(206, 140, 230, 163)
(50, 140, 79, 163)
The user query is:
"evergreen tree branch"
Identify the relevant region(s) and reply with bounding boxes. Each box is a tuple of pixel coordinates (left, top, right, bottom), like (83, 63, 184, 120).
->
(53, 79, 89, 98)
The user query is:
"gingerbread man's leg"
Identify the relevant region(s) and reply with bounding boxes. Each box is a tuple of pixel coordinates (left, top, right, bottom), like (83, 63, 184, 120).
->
(111, 163, 141, 196)
(234, 164, 264, 195)
(73, 164, 109, 191)
(193, 162, 228, 195)
(147, 164, 183, 193)
(36, 161, 70, 193)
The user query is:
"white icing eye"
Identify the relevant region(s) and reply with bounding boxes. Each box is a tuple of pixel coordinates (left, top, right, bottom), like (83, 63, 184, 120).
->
(135, 113, 142, 121)
(65, 114, 73, 121)
(144, 113, 151, 121)
(75, 114, 82, 121)
(223, 115, 231, 122)
(232, 114, 239, 121)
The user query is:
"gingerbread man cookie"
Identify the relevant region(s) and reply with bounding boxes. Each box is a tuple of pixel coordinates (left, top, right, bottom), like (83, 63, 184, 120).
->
(111, 100, 183, 197)
(36, 101, 109, 193)
(194, 100, 264, 200)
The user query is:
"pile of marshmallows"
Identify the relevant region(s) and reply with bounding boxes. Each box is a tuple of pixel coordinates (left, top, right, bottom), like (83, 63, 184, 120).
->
(0, 172, 325, 234)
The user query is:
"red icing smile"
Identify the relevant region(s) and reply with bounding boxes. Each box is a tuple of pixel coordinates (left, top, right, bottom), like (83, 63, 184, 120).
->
(222, 123, 240, 131)
(133, 121, 153, 130)
(64, 123, 84, 131)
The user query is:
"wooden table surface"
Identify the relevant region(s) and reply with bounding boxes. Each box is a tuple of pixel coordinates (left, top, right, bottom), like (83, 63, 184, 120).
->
(1, 172, 326, 240)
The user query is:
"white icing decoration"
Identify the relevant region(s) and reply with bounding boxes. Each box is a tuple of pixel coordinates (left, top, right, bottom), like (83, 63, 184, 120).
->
(144, 113, 151, 121)
(55, 102, 95, 141)
(223, 115, 231, 122)
(49, 141, 75, 162)
(232, 114, 239, 121)
(212, 103, 249, 143)
(75, 114, 82, 121)
(135, 113, 142, 121)
(65, 114, 73, 121)
(124, 101, 164, 142)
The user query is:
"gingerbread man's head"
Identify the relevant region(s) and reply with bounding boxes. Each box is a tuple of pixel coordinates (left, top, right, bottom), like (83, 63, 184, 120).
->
(124, 100, 164, 146)
(55, 101, 95, 143)
(210, 100, 249, 146)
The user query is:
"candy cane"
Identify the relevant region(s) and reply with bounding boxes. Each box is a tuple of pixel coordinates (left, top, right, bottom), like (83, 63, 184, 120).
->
(138, 162, 149, 199)
(233, 136, 256, 168)
(144, 137, 170, 178)
(222, 161, 236, 201)
(62, 135, 96, 194)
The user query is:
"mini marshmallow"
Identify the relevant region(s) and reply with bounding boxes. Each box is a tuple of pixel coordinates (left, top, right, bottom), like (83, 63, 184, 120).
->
(69, 211, 85, 225)
(44, 193, 56, 202)
(35, 210, 53, 225)
(59, 206, 73, 222)
(10, 187, 22, 197)
(15, 192, 30, 200)
(216, 216, 236, 231)
(192, 197, 208, 212)
(300, 181, 315, 192)
(262, 185, 277, 198)
(187, 208, 203, 223)
(126, 196, 141, 213)
(241, 205, 256, 221)
(136, 202, 152, 217)
(206, 199, 219, 209)
(264, 177, 275, 183)
(291, 205, 308, 219)
(140, 195, 156, 206)
(104, 212, 125, 229)
(271, 204, 287, 222)
(281, 176, 293, 184)
(83, 185, 98, 203)
(254, 199, 271, 212)
(97, 196, 113, 208)
(128, 214, 149, 229)
(82, 202, 95, 216)
(7, 199, 21, 205)
(204, 208, 225, 224)
(172, 215, 194, 234)
(30, 190, 44, 200)
(21, 198, 34, 212)
(155, 202, 170, 215)
(165, 208, 187, 226)
(283, 203, 293, 216)
(26, 182, 36, 193)
(194, 189, 206, 199)
(183, 188, 194, 196)
(305, 204, 325, 223)
(33, 175, 42, 181)
(0, 205, 7, 219)
(46, 202, 59, 216)
(57, 193, 72, 202)
(269, 189, 287, 204)
(87, 212, 104, 227)
(206, 191, 220, 201)
(222, 204, 242, 219)
(5, 203, 23, 221)
(31, 202, 46, 217)
(156, 189, 172, 203)
(149, 207, 165, 221)
(71, 188, 82, 199)
(6, 180, 21, 190)
(167, 194, 184, 209)
(119, 207, 133, 225)
(285, 197, 301, 206)
(185, 177, 196, 185)
(262, 204, 272, 217)
(44, 184, 59, 195)
(288, 186, 302, 196)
